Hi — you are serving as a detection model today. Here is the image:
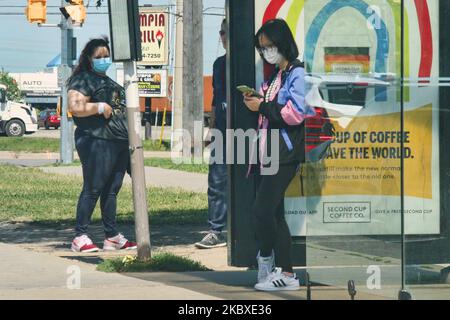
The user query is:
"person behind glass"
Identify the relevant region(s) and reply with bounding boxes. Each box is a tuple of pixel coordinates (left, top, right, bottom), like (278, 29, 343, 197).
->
(195, 19, 228, 249)
(67, 37, 137, 253)
(243, 19, 315, 291)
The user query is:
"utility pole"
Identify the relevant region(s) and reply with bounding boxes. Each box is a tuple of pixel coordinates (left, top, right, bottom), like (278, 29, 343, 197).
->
(25, 3, 76, 163)
(183, 0, 204, 160)
(32, 1, 83, 164)
(124, 62, 151, 261)
(108, 0, 150, 261)
(172, 0, 184, 155)
(60, 0, 75, 164)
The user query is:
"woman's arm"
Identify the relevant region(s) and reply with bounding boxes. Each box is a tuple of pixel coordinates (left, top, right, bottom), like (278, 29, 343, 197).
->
(68, 90, 112, 119)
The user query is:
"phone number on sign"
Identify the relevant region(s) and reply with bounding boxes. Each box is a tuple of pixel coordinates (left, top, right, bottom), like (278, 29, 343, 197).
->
(142, 53, 162, 59)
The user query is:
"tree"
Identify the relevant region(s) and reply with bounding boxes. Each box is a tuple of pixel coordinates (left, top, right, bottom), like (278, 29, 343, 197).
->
(0, 72, 23, 102)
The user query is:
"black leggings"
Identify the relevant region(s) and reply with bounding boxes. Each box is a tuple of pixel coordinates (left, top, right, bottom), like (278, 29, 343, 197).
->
(74, 129, 130, 238)
(252, 163, 299, 273)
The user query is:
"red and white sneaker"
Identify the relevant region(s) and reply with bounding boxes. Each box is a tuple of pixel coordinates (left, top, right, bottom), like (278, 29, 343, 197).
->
(103, 233, 137, 251)
(71, 235, 99, 253)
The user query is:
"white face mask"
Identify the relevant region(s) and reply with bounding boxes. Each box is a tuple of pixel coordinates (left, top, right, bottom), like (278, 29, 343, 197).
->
(262, 47, 283, 65)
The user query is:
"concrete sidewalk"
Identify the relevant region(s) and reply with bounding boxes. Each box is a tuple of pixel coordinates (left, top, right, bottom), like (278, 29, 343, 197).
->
(40, 165, 207, 193)
(0, 241, 383, 300)
(0, 150, 208, 193)
(0, 151, 175, 168)
(0, 241, 390, 300)
(0, 242, 218, 300)
(0, 222, 394, 300)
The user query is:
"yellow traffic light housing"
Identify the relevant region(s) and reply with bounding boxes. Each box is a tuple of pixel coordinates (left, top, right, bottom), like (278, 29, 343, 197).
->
(60, 0, 87, 25)
(57, 97, 73, 119)
(25, 0, 47, 24)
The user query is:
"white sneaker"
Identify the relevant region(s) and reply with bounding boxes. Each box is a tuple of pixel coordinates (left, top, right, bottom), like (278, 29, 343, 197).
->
(71, 235, 99, 253)
(255, 268, 300, 292)
(103, 233, 137, 251)
(257, 251, 275, 283)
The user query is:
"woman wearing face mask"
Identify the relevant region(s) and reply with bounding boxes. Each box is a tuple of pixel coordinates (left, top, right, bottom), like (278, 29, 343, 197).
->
(67, 37, 136, 253)
(243, 19, 315, 291)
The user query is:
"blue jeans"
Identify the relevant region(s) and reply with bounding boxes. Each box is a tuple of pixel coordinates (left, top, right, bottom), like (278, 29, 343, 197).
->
(207, 163, 227, 233)
(74, 128, 130, 238)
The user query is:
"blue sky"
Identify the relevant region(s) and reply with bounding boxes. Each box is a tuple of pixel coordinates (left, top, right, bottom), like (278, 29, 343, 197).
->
(0, 0, 225, 75)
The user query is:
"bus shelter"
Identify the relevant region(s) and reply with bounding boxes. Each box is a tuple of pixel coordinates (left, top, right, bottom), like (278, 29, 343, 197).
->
(226, 0, 450, 299)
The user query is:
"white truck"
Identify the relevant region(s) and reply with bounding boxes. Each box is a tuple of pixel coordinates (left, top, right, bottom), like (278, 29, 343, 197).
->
(0, 84, 38, 137)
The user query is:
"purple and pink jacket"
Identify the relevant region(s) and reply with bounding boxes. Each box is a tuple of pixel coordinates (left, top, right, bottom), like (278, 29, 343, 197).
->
(249, 60, 316, 174)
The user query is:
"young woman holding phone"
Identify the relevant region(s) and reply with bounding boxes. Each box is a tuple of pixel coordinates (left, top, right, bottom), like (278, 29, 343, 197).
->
(243, 19, 315, 291)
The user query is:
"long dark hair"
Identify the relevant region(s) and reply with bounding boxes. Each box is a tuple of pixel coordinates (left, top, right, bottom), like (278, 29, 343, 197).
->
(68, 37, 110, 84)
(255, 19, 299, 63)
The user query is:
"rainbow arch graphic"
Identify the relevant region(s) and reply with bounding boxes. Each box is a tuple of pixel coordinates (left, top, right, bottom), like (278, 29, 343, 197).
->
(304, 0, 388, 74)
(261, 0, 434, 99)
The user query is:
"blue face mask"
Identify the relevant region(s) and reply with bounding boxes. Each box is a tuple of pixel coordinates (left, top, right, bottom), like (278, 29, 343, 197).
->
(92, 57, 112, 73)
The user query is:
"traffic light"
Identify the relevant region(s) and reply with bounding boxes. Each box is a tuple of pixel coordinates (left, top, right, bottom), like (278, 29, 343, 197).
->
(25, 0, 47, 24)
(60, 0, 87, 25)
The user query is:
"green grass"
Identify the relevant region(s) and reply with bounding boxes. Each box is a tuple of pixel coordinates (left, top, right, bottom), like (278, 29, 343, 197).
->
(0, 137, 60, 153)
(144, 158, 209, 174)
(49, 158, 209, 174)
(0, 164, 207, 225)
(97, 252, 211, 273)
(143, 139, 171, 151)
(0, 137, 171, 153)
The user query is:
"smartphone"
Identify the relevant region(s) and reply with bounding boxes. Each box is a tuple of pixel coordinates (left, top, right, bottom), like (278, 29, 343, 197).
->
(237, 85, 264, 98)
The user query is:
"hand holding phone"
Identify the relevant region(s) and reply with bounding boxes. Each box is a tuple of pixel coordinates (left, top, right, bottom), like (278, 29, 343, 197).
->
(237, 85, 264, 99)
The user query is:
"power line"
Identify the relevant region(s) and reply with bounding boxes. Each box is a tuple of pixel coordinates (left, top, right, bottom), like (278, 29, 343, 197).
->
(0, 3, 225, 15)
(0, 12, 225, 16)
(0, 12, 108, 15)
(0, 5, 106, 7)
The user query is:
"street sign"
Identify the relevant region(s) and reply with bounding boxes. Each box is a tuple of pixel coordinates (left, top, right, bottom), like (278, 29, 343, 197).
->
(137, 69, 168, 97)
(26, 96, 59, 104)
(139, 7, 169, 66)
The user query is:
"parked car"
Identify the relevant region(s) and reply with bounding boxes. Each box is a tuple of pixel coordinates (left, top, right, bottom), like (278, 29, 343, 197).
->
(38, 109, 60, 130)
(0, 84, 38, 137)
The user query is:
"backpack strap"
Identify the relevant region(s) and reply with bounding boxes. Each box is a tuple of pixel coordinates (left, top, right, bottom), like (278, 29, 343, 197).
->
(281, 59, 304, 85)
(263, 60, 305, 100)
